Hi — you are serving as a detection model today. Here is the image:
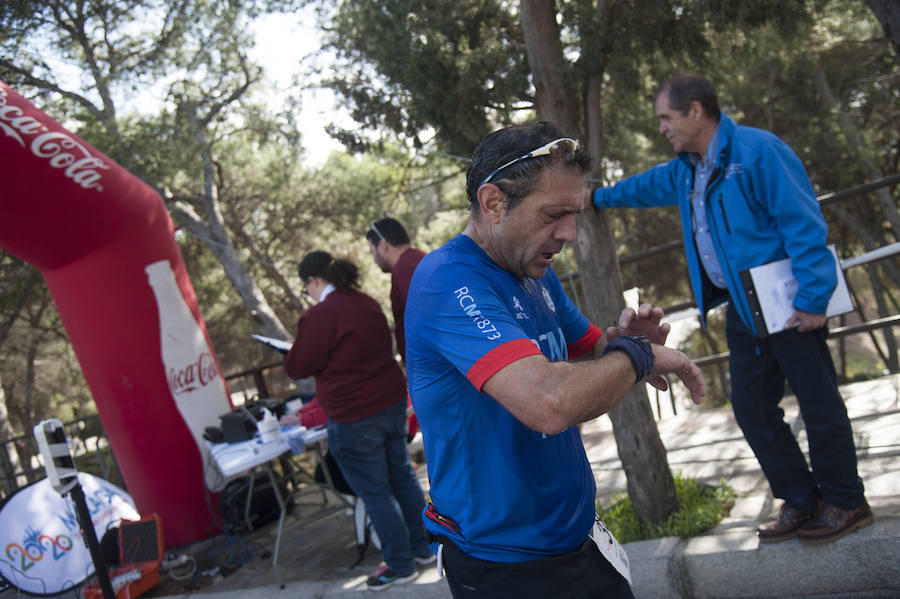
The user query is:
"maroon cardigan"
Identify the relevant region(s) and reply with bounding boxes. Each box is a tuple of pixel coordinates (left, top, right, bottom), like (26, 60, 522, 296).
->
(283, 289, 406, 423)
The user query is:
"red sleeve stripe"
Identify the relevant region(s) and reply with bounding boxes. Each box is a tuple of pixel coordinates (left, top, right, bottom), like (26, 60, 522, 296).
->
(466, 338, 543, 391)
(567, 323, 602, 360)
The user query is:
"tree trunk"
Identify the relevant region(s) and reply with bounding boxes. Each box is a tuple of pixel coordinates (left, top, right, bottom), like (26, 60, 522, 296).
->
(828, 202, 900, 287)
(866, 0, 900, 60)
(813, 61, 899, 373)
(521, 0, 580, 135)
(573, 208, 680, 525)
(813, 61, 900, 240)
(867, 264, 900, 373)
(520, 0, 679, 526)
(698, 321, 729, 404)
(174, 103, 291, 341)
(231, 229, 306, 312)
(169, 199, 290, 340)
(0, 376, 25, 495)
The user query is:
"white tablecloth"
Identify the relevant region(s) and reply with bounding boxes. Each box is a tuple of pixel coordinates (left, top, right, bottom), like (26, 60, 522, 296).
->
(208, 425, 327, 477)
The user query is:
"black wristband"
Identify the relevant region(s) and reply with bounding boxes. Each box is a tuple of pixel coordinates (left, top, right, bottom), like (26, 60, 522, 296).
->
(602, 335, 654, 383)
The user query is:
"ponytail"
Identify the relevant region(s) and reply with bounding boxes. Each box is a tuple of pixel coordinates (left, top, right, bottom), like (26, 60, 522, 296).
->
(298, 250, 360, 293)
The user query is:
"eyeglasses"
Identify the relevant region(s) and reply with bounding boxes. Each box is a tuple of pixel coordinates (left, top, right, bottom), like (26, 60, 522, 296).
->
(480, 137, 580, 186)
(370, 221, 386, 242)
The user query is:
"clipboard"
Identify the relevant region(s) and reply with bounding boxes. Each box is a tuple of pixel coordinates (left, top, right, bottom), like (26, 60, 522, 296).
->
(740, 245, 853, 337)
(252, 334, 293, 353)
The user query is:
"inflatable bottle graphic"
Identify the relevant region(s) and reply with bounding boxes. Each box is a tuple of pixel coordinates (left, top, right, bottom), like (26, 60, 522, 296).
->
(146, 259, 231, 490)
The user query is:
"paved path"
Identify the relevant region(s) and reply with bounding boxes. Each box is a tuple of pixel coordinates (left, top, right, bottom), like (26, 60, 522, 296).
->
(137, 374, 900, 598)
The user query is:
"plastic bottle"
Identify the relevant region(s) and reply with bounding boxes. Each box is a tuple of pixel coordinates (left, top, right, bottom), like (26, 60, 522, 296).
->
(257, 408, 282, 443)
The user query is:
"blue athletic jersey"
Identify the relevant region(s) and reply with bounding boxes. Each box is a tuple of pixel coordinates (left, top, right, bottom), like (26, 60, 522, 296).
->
(405, 234, 602, 562)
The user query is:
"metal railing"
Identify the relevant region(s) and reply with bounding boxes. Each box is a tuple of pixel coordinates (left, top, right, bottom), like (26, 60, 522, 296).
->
(2, 176, 897, 496)
(0, 413, 122, 500)
(219, 175, 900, 417)
(0, 366, 286, 500)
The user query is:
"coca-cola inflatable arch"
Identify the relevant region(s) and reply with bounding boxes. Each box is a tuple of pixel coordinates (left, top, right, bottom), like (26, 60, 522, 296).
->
(0, 82, 232, 546)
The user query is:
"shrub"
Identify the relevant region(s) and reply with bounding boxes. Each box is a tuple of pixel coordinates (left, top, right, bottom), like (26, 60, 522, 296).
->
(597, 474, 735, 544)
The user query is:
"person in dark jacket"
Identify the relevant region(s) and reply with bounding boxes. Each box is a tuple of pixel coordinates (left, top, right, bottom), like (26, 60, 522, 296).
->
(366, 217, 427, 441)
(283, 251, 434, 591)
(589, 73, 871, 545)
(366, 217, 427, 365)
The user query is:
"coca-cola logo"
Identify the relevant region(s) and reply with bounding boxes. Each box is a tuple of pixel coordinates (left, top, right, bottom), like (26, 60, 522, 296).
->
(0, 87, 109, 191)
(167, 352, 221, 395)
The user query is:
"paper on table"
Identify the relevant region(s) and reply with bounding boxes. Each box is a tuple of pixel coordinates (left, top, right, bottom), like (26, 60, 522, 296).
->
(252, 334, 293, 353)
(745, 245, 853, 335)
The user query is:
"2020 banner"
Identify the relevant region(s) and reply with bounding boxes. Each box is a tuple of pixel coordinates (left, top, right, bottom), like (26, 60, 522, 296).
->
(0, 473, 139, 595)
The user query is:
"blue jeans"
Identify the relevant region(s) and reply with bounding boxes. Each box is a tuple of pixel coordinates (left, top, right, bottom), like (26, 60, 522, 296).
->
(725, 302, 865, 512)
(327, 401, 430, 575)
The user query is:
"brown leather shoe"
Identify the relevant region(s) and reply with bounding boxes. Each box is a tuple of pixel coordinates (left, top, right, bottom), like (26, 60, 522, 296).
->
(797, 500, 873, 545)
(757, 502, 817, 543)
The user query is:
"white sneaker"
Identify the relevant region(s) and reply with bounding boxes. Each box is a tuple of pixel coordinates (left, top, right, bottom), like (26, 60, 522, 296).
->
(414, 552, 437, 566)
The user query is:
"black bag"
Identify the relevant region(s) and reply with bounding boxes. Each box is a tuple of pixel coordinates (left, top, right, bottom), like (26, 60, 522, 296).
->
(220, 470, 294, 534)
(314, 451, 355, 496)
(312, 452, 382, 569)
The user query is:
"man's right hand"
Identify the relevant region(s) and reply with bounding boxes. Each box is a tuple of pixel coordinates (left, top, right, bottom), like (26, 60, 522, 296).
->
(645, 344, 707, 405)
(784, 309, 827, 332)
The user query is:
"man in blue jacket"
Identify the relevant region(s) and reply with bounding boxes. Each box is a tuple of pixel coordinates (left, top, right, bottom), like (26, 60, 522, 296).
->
(590, 73, 871, 545)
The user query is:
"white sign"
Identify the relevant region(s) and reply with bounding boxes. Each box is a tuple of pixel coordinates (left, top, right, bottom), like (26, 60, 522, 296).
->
(0, 473, 139, 595)
(589, 514, 632, 585)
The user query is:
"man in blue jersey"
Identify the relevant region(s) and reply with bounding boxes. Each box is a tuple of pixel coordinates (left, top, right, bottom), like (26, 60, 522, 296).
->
(405, 121, 707, 598)
(588, 73, 870, 547)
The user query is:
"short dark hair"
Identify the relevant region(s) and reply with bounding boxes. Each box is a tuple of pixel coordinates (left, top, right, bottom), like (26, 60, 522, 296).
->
(366, 217, 411, 247)
(298, 250, 359, 293)
(657, 73, 720, 121)
(465, 121, 592, 212)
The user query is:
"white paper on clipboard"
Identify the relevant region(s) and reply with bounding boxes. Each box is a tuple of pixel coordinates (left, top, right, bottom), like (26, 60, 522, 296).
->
(251, 334, 293, 353)
(746, 245, 853, 335)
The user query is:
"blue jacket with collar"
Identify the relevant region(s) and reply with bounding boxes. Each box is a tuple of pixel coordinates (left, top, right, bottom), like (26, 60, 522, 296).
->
(592, 112, 836, 335)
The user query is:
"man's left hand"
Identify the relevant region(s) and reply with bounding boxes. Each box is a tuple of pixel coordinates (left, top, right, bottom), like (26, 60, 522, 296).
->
(605, 303, 670, 345)
(783, 309, 827, 332)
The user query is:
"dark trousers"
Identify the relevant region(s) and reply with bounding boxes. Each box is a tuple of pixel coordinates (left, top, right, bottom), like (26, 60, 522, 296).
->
(326, 402, 430, 575)
(725, 302, 865, 512)
(441, 538, 633, 599)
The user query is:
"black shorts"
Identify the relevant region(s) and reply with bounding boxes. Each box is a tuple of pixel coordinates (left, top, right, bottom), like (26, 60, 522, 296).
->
(441, 538, 634, 599)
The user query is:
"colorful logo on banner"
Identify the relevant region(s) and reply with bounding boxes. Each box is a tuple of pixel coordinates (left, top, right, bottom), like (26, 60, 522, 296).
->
(0, 472, 139, 595)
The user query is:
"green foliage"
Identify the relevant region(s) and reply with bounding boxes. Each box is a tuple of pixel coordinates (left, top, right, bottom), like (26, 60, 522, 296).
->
(597, 475, 736, 544)
(2, 0, 898, 438)
(319, 0, 532, 155)
(0, 255, 93, 436)
(0, 0, 309, 433)
(170, 140, 470, 373)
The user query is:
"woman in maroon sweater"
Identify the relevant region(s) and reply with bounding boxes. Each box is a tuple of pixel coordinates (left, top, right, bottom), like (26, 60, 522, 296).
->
(283, 251, 433, 590)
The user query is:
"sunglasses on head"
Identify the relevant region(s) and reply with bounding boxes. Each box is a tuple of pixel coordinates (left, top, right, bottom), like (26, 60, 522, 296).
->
(370, 221, 386, 242)
(480, 137, 580, 186)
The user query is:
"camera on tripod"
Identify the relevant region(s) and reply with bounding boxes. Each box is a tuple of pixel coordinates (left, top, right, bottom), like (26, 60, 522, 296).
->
(34, 418, 78, 496)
